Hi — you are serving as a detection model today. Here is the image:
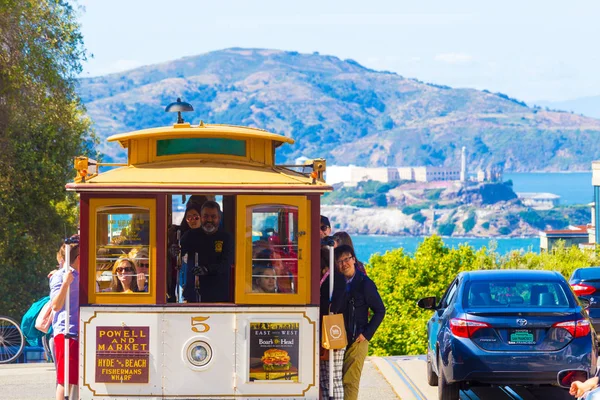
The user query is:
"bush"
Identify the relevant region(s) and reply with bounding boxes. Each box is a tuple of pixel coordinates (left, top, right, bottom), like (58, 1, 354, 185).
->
(425, 189, 443, 201)
(349, 199, 371, 208)
(368, 237, 600, 356)
(519, 210, 546, 230)
(437, 223, 456, 236)
(412, 212, 427, 224)
(402, 203, 429, 215)
(373, 193, 388, 207)
(368, 236, 479, 355)
(462, 212, 476, 233)
(498, 226, 512, 235)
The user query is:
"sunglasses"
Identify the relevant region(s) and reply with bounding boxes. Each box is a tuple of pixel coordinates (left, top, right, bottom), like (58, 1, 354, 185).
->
(186, 214, 200, 221)
(320, 225, 329, 231)
(116, 267, 133, 273)
(139, 263, 149, 268)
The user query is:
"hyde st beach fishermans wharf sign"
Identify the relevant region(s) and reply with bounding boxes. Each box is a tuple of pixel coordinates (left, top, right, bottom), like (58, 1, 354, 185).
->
(95, 326, 150, 383)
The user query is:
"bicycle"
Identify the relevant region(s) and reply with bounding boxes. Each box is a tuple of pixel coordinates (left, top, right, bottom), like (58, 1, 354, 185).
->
(0, 316, 25, 364)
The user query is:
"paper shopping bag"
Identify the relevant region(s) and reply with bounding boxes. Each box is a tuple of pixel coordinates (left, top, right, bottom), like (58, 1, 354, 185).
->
(322, 313, 347, 350)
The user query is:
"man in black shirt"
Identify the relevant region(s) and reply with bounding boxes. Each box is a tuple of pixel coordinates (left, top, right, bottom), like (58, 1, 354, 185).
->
(180, 201, 233, 302)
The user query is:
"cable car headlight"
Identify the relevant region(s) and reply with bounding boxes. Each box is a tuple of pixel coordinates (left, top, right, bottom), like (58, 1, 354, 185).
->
(186, 340, 212, 367)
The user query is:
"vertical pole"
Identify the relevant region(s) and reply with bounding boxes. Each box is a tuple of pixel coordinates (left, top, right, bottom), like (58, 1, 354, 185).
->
(328, 244, 334, 400)
(176, 229, 181, 303)
(63, 242, 71, 400)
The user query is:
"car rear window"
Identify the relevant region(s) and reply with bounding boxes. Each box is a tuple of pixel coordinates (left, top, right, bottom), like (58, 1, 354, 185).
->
(465, 281, 572, 308)
(574, 268, 600, 280)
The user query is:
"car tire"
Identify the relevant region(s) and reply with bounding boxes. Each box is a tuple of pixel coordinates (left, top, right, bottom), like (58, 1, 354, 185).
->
(438, 354, 459, 400)
(427, 355, 438, 386)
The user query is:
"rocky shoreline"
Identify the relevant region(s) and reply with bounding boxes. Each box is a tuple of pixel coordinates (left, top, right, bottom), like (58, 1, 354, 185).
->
(320, 204, 566, 238)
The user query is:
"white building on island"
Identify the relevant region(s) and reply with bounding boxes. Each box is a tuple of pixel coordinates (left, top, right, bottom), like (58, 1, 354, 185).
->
(517, 192, 561, 209)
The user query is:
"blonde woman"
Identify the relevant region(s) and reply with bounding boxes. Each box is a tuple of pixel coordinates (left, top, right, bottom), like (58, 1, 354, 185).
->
(110, 258, 139, 293)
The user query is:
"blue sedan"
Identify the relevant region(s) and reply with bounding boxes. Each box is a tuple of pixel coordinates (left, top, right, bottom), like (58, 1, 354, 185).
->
(418, 269, 598, 400)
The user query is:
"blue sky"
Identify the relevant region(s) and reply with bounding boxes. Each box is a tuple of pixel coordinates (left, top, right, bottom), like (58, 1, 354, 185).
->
(76, 0, 599, 103)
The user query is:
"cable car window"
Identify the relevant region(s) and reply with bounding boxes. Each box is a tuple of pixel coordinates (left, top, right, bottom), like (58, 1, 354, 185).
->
(156, 138, 246, 157)
(249, 205, 298, 294)
(95, 206, 150, 294)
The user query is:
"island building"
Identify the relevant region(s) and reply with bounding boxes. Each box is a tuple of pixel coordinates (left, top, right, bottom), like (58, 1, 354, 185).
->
(322, 148, 515, 186)
(539, 160, 600, 251)
(476, 167, 503, 183)
(517, 192, 561, 209)
(325, 165, 460, 186)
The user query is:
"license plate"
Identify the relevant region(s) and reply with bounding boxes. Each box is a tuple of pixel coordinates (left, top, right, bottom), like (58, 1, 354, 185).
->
(509, 329, 535, 345)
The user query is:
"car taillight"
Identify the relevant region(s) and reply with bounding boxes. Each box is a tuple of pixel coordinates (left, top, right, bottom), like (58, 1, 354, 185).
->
(552, 319, 591, 338)
(450, 318, 490, 338)
(571, 283, 596, 296)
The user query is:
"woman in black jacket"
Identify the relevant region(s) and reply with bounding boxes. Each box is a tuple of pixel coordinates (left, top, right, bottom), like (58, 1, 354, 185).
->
(334, 245, 385, 400)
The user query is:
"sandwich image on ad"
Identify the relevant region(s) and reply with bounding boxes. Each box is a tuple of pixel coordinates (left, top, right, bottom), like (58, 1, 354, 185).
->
(261, 348, 291, 371)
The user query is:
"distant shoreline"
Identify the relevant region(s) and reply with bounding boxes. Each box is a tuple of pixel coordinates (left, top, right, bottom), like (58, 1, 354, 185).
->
(505, 171, 592, 174)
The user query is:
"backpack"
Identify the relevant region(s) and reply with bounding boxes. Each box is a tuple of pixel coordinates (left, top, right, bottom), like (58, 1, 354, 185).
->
(20, 296, 53, 347)
(35, 300, 54, 333)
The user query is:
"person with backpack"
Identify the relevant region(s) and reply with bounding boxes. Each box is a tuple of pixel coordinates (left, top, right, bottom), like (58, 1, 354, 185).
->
(50, 242, 80, 400)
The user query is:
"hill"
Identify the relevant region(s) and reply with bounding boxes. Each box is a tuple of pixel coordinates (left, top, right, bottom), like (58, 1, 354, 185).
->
(536, 95, 600, 119)
(78, 48, 600, 171)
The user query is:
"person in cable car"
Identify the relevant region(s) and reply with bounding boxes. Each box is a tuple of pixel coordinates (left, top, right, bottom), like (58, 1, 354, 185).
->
(180, 201, 233, 302)
(252, 265, 277, 293)
(320, 215, 332, 239)
(129, 247, 149, 292)
(110, 258, 139, 293)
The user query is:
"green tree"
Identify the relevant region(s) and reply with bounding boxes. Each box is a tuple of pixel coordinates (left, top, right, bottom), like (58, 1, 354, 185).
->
(462, 211, 476, 233)
(367, 237, 600, 356)
(368, 236, 479, 355)
(0, 0, 96, 320)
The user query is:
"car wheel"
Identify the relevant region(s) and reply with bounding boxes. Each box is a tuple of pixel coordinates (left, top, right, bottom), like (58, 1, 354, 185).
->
(427, 355, 438, 386)
(438, 354, 459, 400)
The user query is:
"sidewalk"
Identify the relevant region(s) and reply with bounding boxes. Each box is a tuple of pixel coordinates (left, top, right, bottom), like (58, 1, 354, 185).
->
(0, 358, 400, 400)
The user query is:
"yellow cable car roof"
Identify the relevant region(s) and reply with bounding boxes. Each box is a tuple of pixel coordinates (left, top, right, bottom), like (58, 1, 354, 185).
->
(107, 122, 294, 149)
(67, 159, 331, 193)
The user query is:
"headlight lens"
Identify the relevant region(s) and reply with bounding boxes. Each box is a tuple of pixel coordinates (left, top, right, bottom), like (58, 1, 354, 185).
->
(187, 341, 212, 367)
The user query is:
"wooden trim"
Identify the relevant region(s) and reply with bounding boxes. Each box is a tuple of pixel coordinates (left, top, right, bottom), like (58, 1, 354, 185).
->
(235, 195, 309, 305)
(156, 194, 167, 304)
(88, 197, 157, 305)
(67, 184, 332, 193)
(309, 194, 321, 306)
(79, 194, 90, 305)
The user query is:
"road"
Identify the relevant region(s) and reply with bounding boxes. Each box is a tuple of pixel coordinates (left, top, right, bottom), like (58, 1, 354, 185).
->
(0, 356, 578, 399)
(0, 357, 399, 400)
(373, 355, 575, 400)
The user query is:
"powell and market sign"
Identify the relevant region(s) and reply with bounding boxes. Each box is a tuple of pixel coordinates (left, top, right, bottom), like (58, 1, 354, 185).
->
(95, 326, 150, 383)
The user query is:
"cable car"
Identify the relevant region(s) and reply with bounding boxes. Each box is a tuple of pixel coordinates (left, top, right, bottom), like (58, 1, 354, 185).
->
(67, 99, 331, 399)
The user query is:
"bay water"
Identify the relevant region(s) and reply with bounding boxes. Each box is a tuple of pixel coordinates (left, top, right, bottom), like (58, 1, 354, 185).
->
(351, 172, 593, 262)
(352, 235, 539, 263)
(504, 172, 592, 205)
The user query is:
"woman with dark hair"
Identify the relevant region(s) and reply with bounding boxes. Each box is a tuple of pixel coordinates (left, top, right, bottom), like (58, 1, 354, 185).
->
(171, 204, 203, 301)
(332, 231, 367, 275)
(334, 244, 385, 400)
(256, 247, 295, 293)
(252, 265, 277, 293)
